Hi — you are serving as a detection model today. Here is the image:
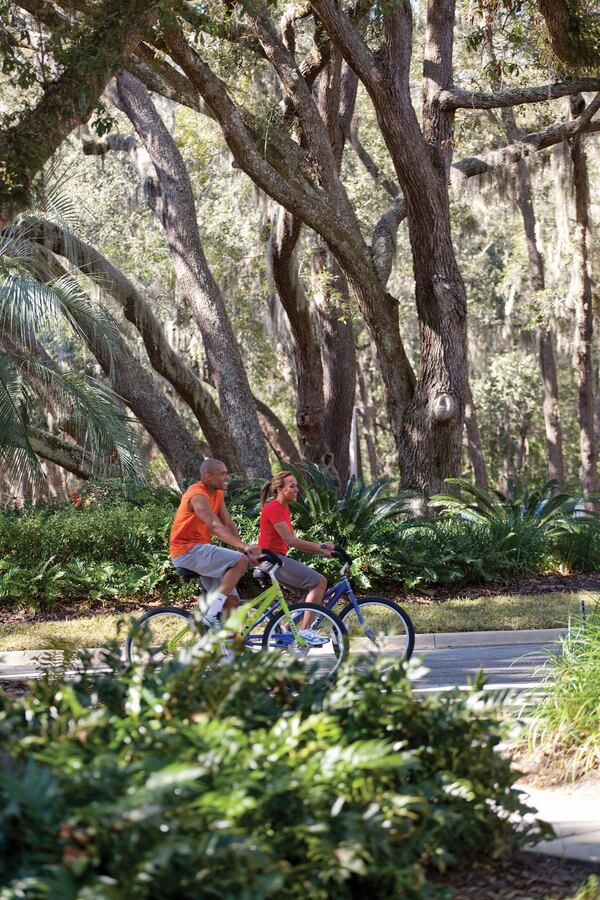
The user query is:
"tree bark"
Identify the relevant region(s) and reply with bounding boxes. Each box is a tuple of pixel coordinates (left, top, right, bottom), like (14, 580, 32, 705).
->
(114, 71, 270, 478)
(0, 0, 157, 227)
(26, 242, 205, 488)
(267, 210, 330, 466)
(253, 396, 300, 464)
(497, 102, 565, 482)
(24, 218, 245, 474)
(28, 427, 93, 480)
(464, 383, 488, 489)
(570, 96, 599, 495)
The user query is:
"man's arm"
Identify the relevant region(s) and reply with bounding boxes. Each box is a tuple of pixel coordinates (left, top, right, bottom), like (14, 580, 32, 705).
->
(189, 494, 250, 552)
(218, 502, 241, 540)
(272, 521, 334, 556)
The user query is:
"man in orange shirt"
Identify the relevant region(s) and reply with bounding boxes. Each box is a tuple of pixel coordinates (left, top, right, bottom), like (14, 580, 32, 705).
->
(170, 459, 260, 627)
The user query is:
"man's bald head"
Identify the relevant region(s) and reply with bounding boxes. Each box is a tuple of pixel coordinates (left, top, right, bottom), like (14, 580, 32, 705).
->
(200, 458, 225, 478)
(200, 459, 229, 492)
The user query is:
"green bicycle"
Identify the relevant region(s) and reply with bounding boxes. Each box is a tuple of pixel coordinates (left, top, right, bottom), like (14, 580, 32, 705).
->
(126, 550, 349, 681)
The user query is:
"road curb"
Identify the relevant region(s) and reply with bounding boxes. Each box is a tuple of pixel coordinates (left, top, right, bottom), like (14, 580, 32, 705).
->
(0, 627, 567, 670)
(414, 627, 566, 651)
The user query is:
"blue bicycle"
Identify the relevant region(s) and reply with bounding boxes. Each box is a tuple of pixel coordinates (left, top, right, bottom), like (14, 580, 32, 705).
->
(285, 549, 415, 668)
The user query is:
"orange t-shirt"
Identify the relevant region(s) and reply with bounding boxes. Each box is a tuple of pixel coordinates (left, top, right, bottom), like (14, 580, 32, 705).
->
(169, 482, 224, 558)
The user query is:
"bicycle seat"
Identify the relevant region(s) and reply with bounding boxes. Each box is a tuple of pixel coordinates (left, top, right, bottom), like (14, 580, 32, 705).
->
(252, 567, 272, 589)
(175, 566, 200, 584)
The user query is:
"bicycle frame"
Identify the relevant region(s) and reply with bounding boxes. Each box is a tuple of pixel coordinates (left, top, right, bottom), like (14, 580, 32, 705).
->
(162, 576, 311, 654)
(239, 580, 308, 648)
(286, 568, 372, 635)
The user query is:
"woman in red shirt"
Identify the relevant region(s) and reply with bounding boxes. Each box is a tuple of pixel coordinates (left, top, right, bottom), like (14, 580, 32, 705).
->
(258, 471, 334, 638)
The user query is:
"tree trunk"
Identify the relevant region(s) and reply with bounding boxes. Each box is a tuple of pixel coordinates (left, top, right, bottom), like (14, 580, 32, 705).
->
(311, 241, 356, 487)
(267, 210, 330, 466)
(309, 0, 468, 494)
(164, 25, 417, 488)
(115, 72, 270, 478)
(499, 102, 565, 482)
(357, 368, 380, 481)
(464, 383, 488, 489)
(27, 242, 205, 488)
(312, 54, 357, 489)
(26, 216, 244, 474)
(253, 396, 300, 463)
(570, 96, 598, 495)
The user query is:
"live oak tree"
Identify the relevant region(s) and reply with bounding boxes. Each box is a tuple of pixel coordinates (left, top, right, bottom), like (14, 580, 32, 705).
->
(4, 0, 600, 494)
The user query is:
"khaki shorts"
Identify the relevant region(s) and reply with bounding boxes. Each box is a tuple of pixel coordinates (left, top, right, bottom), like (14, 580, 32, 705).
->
(171, 543, 244, 596)
(259, 553, 323, 595)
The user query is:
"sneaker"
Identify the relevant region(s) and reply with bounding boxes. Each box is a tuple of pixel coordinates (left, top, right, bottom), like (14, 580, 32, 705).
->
(298, 628, 329, 647)
(203, 612, 222, 630)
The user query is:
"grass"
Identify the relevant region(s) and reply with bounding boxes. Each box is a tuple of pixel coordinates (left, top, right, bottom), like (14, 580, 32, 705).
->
(1, 591, 598, 653)
(526, 608, 600, 780)
(405, 591, 598, 635)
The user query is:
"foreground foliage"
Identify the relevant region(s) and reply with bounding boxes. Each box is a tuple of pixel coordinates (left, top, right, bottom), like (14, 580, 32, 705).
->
(0, 643, 546, 898)
(527, 608, 600, 780)
(2, 475, 600, 612)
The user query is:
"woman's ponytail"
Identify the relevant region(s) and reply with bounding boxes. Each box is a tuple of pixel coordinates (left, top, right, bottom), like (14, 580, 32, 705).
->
(260, 481, 273, 509)
(260, 470, 294, 508)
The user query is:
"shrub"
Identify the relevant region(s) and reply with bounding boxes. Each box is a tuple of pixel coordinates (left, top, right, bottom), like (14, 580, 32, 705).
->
(290, 464, 416, 543)
(549, 515, 600, 572)
(0, 646, 547, 897)
(527, 608, 600, 779)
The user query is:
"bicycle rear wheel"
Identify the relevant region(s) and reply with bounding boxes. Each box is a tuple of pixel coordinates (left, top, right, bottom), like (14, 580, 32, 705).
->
(126, 607, 195, 666)
(339, 597, 414, 669)
(261, 603, 348, 681)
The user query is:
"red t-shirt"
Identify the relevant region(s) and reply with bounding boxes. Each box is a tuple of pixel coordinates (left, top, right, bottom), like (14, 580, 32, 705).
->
(259, 499, 292, 555)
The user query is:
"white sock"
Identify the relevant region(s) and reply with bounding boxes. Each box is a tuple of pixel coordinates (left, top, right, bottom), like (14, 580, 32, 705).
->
(206, 591, 228, 619)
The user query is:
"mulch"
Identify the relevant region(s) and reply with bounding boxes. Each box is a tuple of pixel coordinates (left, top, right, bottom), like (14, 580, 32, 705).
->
(1, 572, 599, 626)
(396, 571, 600, 604)
(429, 851, 600, 898)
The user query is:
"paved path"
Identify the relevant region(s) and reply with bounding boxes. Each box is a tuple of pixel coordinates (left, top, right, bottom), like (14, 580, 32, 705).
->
(518, 784, 600, 863)
(412, 642, 554, 692)
(0, 629, 563, 688)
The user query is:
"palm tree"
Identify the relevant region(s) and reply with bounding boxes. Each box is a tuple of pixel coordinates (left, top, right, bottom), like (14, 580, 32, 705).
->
(0, 205, 144, 494)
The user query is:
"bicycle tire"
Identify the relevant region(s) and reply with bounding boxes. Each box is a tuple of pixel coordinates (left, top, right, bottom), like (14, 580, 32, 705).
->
(126, 606, 194, 665)
(261, 602, 348, 681)
(338, 596, 415, 668)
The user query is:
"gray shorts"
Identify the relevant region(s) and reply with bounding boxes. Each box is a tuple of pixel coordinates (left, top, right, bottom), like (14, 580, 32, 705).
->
(259, 553, 323, 595)
(171, 544, 244, 596)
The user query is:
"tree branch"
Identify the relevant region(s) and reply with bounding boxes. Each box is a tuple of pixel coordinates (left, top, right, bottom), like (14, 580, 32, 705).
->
(536, 0, 600, 67)
(0, 0, 158, 227)
(440, 78, 600, 110)
(453, 97, 600, 178)
(253, 396, 300, 463)
(350, 118, 400, 198)
(28, 427, 94, 480)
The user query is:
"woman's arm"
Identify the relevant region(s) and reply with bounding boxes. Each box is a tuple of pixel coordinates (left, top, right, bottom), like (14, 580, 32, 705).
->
(272, 520, 333, 556)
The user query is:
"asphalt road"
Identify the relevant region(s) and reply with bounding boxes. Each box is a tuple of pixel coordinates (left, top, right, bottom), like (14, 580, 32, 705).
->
(0, 640, 559, 691)
(412, 641, 555, 692)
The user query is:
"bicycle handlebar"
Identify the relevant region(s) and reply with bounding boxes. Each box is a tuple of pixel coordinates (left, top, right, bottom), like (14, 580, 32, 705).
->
(332, 548, 352, 566)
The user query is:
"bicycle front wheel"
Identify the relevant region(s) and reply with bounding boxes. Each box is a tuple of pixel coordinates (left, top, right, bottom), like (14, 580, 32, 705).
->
(262, 603, 348, 681)
(126, 607, 195, 666)
(339, 597, 415, 668)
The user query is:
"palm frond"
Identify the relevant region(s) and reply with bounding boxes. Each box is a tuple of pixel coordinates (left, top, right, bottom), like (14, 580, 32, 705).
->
(0, 354, 41, 487)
